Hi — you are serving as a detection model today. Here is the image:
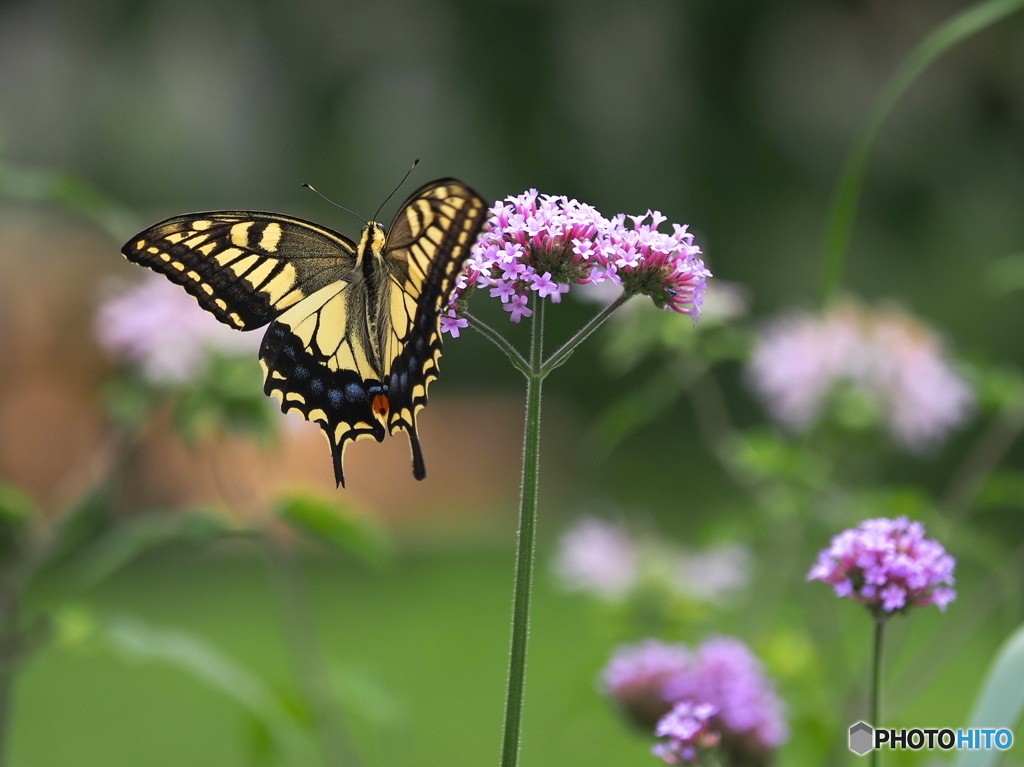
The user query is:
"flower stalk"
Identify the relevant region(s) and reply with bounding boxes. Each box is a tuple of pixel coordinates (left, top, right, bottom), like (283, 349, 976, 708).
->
(500, 299, 545, 767)
(460, 188, 709, 766)
(870, 619, 885, 767)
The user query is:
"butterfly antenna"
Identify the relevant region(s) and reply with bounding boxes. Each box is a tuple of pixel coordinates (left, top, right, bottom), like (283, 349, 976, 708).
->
(373, 158, 420, 222)
(302, 183, 369, 228)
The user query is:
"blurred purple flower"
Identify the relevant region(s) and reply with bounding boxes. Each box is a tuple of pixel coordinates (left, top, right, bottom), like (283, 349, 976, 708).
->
(807, 516, 957, 616)
(96, 273, 259, 383)
(652, 701, 720, 765)
(747, 302, 973, 453)
(601, 639, 692, 729)
(446, 190, 709, 330)
(675, 544, 751, 602)
(603, 637, 787, 767)
(554, 517, 637, 601)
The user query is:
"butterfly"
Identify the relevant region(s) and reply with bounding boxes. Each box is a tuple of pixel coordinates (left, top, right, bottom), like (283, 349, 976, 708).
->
(122, 178, 488, 487)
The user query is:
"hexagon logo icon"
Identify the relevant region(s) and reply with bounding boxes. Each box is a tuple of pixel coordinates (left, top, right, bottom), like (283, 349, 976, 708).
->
(849, 721, 874, 755)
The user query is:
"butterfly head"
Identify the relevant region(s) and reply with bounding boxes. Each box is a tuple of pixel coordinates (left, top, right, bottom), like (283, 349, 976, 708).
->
(360, 222, 388, 259)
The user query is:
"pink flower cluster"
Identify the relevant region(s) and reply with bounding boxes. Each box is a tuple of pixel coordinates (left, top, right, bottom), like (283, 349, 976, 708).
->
(807, 516, 956, 615)
(447, 189, 709, 328)
(652, 701, 720, 765)
(601, 638, 787, 766)
(747, 301, 973, 453)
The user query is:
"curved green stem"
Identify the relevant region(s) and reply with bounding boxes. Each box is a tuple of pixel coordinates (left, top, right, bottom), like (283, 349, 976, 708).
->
(464, 311, 531, 377)
(500, 298, 544, 767)
(819, 0, 1024, 305)
(541, 294, 628, 375)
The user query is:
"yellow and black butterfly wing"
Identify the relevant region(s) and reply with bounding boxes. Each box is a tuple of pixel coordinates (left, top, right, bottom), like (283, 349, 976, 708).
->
(381, 179, 488, 479)
(122, 212, 358, 329)
(258, 281, 389, 488)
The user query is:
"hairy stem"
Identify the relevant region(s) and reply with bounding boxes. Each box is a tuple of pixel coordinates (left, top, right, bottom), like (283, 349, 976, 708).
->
(500, 298, 545, 767)
(870, 618, 886, 767)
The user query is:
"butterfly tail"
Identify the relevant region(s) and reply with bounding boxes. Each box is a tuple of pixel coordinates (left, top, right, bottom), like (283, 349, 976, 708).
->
(408, 428, 426, 481)
(328, 432, 346, 488)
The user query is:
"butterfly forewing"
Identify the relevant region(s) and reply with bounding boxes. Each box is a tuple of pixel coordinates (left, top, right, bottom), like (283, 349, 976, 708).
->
(381, 180, 488, 477)
(122, 212, 358, 329)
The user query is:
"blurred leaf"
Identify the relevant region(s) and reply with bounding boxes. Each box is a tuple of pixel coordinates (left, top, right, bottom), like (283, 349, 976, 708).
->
(0, 159, 140, 241)
(977, 470, 1024, 512)
(48, 605, 100, 650)
(0, 480, 34, 530)
(984, 253, 1024, 296)
(955, 621, 1024, 767)
(964, 362, 1024, 414)
(74, 511, 244, 588)
(101, 616, 321, 767)
(274, 493, 389, 567)
(732, 430, 830, 488)
(101, 373, 165, 432)
(820, 0, 1024, 302)
(32, 481, 116, 577)
(591, 364, 695, 458)
(331, 663, 403, 729)
(172, 355, 278, 445)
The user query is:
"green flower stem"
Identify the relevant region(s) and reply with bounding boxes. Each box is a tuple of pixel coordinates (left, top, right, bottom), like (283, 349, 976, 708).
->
(541, 294, 629, 375)
(870, 618, 886, 767)
(819, 0, 1024, 305)
(0, 586, 20, 767)
(465, 311, 532, 376)
(470, 293, 627, 767)
(500, 298, 545, 767)
(264, 541, 361, 767)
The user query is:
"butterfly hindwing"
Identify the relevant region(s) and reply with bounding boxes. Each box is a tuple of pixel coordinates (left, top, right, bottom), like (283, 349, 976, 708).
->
(381, 180, 488, 476)
(122, 212, 358, 329)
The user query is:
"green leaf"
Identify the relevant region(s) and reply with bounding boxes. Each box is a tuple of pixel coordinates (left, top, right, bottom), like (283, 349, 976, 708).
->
(172, 355, 278, 445)
(820, 0, 1024, 304)
(101, 373, 165, 432)
(100, 616, 321, 767)
(977, 470, 1024, 512)
(954, 622, 1024, 767)
(33, 481, 117, 576)
(73, 511, 244, 588)
(274, 493, 390, 567)
(984, 252, 1024, 296)
(0, 481, 34, 529)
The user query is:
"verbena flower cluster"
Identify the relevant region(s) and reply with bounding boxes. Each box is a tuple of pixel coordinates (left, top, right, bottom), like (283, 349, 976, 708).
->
(807, 516, 956, 615)
(96, 273, 259, 383)
(553, 518, 749, 604)
(652, 701, 720, 765)
(602, 637, 787, 766)
(747, 301, 973, 453)
(445, 189, 710, 329)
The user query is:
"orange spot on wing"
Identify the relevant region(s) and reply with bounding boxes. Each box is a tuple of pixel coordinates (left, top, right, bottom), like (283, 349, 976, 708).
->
(372, 394, 390, 418)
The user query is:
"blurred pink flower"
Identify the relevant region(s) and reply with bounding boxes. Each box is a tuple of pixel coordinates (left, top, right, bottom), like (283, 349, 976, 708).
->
(747, 302, 973, 452)
(674, 544, 751, 602)
(553, 517, 638, 600)
(602, 637, 787, 767)
(96, 273, 260, 384)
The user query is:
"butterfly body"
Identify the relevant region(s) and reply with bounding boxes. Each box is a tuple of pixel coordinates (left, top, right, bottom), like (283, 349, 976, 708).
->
(122, 179, 487, 487)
